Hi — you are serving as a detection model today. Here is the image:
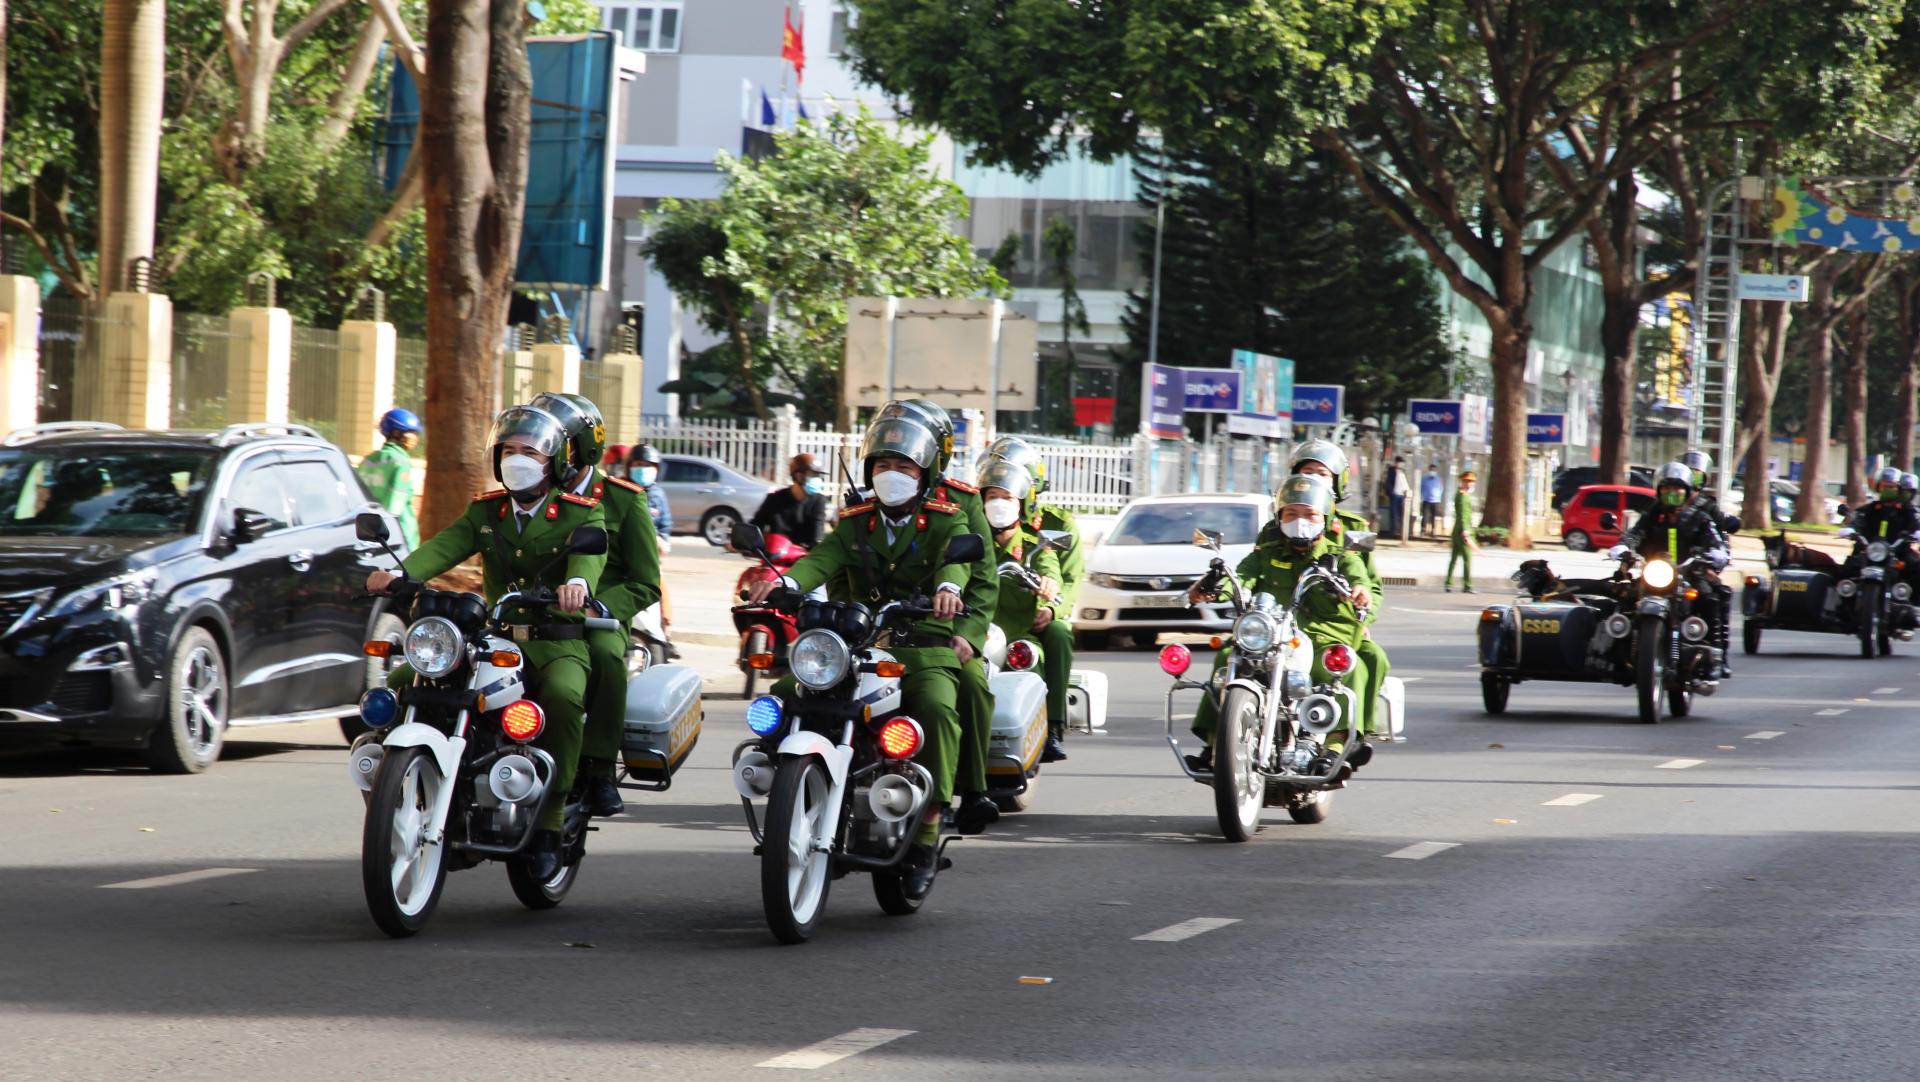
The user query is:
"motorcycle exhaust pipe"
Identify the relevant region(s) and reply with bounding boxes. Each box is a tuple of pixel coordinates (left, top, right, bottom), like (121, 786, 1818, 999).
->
(1297, 694, 1341, 735)
(348, 739, 385, 793)
(733, 750, 776, 800)
(867, 772, 926, 823)
(489, 753, 544, 805)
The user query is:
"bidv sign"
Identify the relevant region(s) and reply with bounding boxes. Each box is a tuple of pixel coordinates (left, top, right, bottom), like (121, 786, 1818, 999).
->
(1527, 412, 1567, 445)
(1292, 384, 1344, 426)
(1408, 399, 1463, 435)
(1180, 369, 1241, 413)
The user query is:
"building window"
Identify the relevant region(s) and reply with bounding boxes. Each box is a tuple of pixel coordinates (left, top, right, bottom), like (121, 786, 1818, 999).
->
(602, 1, 682, 53)
(828, 3, 855, 56)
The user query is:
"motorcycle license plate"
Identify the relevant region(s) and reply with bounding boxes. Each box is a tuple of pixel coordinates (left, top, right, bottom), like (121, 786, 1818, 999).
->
(1131, 593, 1190, 609)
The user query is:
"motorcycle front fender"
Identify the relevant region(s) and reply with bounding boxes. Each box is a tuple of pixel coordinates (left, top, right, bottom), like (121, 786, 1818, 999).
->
(382, 717, 461, 780)
(1636, 597, 1670, 618)
(776, 729, 853, 789)
(1222, 677, 1279, 761)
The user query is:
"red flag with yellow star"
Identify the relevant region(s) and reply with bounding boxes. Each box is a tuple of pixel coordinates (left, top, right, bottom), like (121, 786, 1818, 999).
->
(781, 6, 805, 82)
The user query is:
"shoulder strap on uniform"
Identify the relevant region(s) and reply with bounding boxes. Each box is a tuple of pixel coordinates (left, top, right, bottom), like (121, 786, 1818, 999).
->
(473, 488, 507, 502)
(558, 491, 600, 508)
(840, 501, 876, 519)
(924, 499, 959, 515)
(605, 474, 644, 495)
(942, 477, 978, 495)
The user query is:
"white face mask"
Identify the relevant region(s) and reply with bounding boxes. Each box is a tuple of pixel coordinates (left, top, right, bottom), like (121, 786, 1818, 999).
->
(500, 453, 547, 494)
(871, 470, 920, 508)
(1280, 517, 1323, 541)
(984, 498, 1020, 530)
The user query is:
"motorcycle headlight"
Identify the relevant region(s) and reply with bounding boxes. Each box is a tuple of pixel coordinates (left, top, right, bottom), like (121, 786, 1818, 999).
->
(1868, 541, 1890, 563)
(790, 628, 851, 690)
(1642, 560, 1676, 591)
(403, 616, 464, 679)
(1232, 611, 1278, 654)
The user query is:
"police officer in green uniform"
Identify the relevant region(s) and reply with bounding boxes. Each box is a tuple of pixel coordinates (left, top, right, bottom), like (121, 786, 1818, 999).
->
(1285, 440, 1390, 744)
(529, 391, 662, 819)
(1446, 472, 1479, 593)
(978, 457, 1075, 757)
(745, 415, 974, 898)
(988, 436, 1085, 619)
(872, 399, 1005, 832)
(1187, 474, 1375, 777)
(365, 405, 606, 880)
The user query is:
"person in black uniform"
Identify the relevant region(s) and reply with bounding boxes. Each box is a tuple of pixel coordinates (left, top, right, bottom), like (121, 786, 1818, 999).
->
(1611, 462, 1732, 676)
(1842, 467, 1920, 547)
(750, 453, 830, 547)
(1677, 450, 1737, 675)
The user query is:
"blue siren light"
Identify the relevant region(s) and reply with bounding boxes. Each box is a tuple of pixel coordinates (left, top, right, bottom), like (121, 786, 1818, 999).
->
(746, 695, 785, 736)
(359, 687, 401, 728)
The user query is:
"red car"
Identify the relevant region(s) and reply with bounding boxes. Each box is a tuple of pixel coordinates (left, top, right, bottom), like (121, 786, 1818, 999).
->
(1560, 484, 1656, 551)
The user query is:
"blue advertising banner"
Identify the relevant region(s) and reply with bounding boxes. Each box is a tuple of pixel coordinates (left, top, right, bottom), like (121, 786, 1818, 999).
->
(1527, 413, 1568, 444)
(1292, 384, 1344, 426)
(1180, 368, 1241, 413)
(1227, 349, 1295, 439)
(1146, 364, 1188, 439)
(1409, 399, 1463, 435)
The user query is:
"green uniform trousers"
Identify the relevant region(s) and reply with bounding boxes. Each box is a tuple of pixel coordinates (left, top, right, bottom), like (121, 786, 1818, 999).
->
(1035, 620, 1074, 734)
(954, 657, 991, 796)
(1190, 645, 1370, 747)
(387, 646, 590, 830)
(1445, 540, 1472, 588)
(1354, 636, 1390, 735)
(582, 627, 629, 778)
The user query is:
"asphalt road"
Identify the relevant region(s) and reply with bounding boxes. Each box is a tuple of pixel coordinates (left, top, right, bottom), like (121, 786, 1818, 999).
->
(5, 591, 1920, 1081)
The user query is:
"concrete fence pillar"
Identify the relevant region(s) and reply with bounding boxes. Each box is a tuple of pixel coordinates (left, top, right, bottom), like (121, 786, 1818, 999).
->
(229, 306, 291, 423)
(338, 319, 396, 458)
(0, 277, 41, 431)
(85, 291, 171, 429)
(528, 342, 580, 397)
(599, 351, 644, 444)
(501, 349, 536, 409)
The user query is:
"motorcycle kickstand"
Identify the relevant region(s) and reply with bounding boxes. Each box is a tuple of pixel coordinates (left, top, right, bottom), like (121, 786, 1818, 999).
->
(935, 834, 960, 872)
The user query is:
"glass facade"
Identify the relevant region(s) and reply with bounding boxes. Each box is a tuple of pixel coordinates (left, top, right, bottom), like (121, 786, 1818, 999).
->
(964, 198, 1148, 293)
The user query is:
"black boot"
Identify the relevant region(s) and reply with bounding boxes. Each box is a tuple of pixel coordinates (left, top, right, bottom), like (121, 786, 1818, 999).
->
(902, 842, 939, 900)
(955, 793, 999, 835)
(1309, 750, 1353, 783)
(523, 828, 562, 881)
(583, 775, 624, 818)
(1041, 725, 1068, 763)
(1345, 741, 1374, 770)
(1184, 743, 1212, 774)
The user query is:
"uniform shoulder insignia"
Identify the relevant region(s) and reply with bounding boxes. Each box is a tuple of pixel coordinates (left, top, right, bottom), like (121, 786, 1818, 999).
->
(840, 501, 876, 518)
(605, 474, 645, 494)
(559, 491, 600, 507)
(924, 499, 960, 514)
(472, 488, 507, 502)
(942, 478, 979, 495)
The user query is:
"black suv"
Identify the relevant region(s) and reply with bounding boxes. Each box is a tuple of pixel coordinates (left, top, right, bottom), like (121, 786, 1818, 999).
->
(0, 422, 407, 772)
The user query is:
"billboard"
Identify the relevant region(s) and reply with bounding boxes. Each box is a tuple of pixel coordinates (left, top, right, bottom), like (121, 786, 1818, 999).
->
(842, 298, 1038, 412)
(1292, 384, 1344, 426)
(1409, 399, 1462, 434)
(1226, 349, 1294, 439)
(1527, 412, 1567, 444)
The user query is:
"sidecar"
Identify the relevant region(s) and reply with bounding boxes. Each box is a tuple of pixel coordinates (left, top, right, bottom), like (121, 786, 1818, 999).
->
(1477, 597, 1633, 713)
(620, 663, 704, 791)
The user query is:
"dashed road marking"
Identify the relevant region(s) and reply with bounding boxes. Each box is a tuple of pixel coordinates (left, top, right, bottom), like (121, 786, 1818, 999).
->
(1816, 708, 1850, 716)
(758, 1029, 916, 1070)
(1746, 731, 1785, 740)
(1655, 759, 1704, 770)
(1873, 687, 1902, 695)
(1133, 917, 1242, 942)
(101, 868, 258, 890)
(1385, 841, 1460, 860)
(1541, 793, 1604, 807)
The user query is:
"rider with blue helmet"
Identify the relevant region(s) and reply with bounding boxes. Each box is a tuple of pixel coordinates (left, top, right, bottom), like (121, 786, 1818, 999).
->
(358, 408, 422, 548)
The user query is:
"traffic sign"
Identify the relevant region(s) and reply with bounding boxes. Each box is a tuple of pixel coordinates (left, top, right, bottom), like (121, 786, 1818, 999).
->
(1527, 412, 1567, 444)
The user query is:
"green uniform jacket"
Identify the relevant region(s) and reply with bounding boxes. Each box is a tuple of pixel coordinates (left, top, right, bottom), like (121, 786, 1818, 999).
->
(787, 496, 974, 657)
(358, 441, 419, 549)
(400, 486, 607, 605)
(1452, 490, 1474, 542)
(1259, 511, 1381, 610)
(583, 467, 661, 623)
(933, 476, 999, 653)
(1234, 533, 1371, 649)
(989, 522, 1068, 637)
(1033, 503, 1084, 612)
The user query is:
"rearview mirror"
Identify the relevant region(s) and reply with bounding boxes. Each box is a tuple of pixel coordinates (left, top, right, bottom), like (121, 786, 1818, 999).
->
(231, 507, 272, 544)
(355, 511, 390, 544)
(944, 533, 986, 564)
(730, 521, 766, 554)
(566, 526, 608, 556)
(1345, 530, 1377, 553)
(1037, 529, 1073, 553)
(1192, 528, 1223, 551)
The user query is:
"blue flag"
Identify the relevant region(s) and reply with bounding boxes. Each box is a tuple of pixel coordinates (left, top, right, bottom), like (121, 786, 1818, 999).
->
(759, 88, 776, 127)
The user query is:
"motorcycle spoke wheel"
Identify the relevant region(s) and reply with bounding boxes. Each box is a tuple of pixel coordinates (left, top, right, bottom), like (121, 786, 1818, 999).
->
(1211, 688, 1264, 842)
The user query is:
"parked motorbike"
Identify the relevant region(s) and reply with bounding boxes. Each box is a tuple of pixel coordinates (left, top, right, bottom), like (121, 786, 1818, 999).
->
(727, 522, 986, 944)
(1743, 530, 1919, 658)
(347, 512, 613, 937)
(1162, 529, 1404, 842)
(733, 532, 808, 697)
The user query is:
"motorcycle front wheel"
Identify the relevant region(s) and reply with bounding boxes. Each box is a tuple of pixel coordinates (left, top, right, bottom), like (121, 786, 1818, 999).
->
(362, 746, 450, 938)
(1743, 620, 1761, 655)
(1634, 618, 1665, 725)
(1211, 688, 1264, 842)
(761, 757, 836, 944)
(1859, 583, 1882, 659)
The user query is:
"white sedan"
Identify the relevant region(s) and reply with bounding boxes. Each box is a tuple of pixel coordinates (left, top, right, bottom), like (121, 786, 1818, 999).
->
(1072, 493, 1270, 649)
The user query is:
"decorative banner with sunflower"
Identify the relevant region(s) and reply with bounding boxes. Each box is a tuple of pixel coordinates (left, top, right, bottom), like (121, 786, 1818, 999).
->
(1765, 176, 1920, 252)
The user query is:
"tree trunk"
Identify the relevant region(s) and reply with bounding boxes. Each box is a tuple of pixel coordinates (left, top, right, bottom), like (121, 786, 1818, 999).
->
(1842, 304, 1871, 506)
(418, 0, 530, 533)
(322, 14, 389, 148)
(1900, 279, 1920, 473)
(1594, 174, 1641, 487)
(99, 0, 166, 295)
(718, 293, 769, 421)
(1794, 267, 1838, 523)
(1484, 316, 1532, 545)
(1736, 301, 1790, 529)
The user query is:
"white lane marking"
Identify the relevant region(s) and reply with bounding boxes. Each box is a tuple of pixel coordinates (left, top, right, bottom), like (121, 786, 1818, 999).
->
(1816, 708, 1850, 716)
(1655, 759, 1704, 770)
(1133, 917, 1242, 942)
(101, 868, 259, 890)
(1384, 841, 1460, 860)
(757, 1029, 916, 1070)
(1873, 687, 1902, 695)
(1541, 793, 1603, 807)
(1398, 676, 1424, 683)
(1746, 731, 1785, 740)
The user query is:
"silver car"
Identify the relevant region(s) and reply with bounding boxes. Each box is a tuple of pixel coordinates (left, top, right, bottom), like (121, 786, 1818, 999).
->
(658, 454, 777, 546)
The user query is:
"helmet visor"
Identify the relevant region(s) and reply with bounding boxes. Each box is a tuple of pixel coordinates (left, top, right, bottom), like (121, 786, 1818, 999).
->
(490, 406, 567, 461)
